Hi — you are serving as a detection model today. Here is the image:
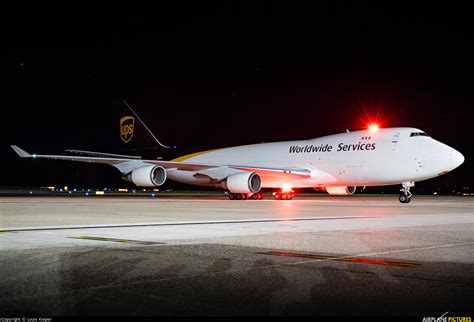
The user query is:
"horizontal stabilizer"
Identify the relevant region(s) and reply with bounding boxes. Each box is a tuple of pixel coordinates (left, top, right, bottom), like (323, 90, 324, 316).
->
(11, 145, 32, 158)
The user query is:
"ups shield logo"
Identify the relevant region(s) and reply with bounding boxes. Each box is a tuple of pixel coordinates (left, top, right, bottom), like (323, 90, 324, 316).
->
(120, 116, 135, 143)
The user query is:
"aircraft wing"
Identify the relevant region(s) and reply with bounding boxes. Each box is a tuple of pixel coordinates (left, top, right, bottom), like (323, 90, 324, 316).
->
(10, 145, 312, 180)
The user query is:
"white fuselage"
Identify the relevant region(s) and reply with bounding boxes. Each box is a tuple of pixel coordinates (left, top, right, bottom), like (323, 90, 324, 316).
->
(167, 127, 464, 189)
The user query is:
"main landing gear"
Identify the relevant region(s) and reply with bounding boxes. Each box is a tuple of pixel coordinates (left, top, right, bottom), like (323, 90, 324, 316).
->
(273, 191, 295, 200)
(228, 188, 295, 201)
(228, 192, 264, 200)
(399, 181, 414, 203)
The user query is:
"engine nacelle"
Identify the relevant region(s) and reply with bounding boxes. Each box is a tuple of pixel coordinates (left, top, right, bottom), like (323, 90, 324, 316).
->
(223, 172, 262, 193)
(124, 165, 167, 187)
(325, 186, 356, 195)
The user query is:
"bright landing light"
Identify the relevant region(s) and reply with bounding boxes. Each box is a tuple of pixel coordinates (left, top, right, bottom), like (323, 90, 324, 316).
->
(368, 124, 380, 133)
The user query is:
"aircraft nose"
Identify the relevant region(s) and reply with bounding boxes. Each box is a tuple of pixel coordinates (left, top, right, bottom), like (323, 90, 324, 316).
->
(451, 149, 464, 169)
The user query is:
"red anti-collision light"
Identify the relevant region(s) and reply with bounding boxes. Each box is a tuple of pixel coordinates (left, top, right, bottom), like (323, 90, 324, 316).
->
(368, 124, 379, 133)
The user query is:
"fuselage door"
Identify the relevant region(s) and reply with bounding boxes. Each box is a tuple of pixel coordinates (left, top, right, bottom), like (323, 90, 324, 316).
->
(391, 132, 400, 152)
(392, 132, 400, 143)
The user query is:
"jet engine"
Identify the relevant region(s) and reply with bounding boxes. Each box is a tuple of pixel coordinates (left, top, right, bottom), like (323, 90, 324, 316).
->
(325, 186, 356, 195)
(221, 172, 262, 193)
(123, 165, 167, 187)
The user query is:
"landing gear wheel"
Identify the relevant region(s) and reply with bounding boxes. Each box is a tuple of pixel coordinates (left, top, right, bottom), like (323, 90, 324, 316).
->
(284, 192, 294, 200)
(273, 191, 295, 200)
(399, 193, 409, 203)
(235, 193, 242, 200)
(258, 192, 264, 200)
(242, 193, 248, 200)
(229, 193, 235, 200)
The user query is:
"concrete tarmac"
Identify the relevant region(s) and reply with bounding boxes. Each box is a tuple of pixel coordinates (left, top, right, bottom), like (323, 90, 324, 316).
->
(0, 195, 473, 316)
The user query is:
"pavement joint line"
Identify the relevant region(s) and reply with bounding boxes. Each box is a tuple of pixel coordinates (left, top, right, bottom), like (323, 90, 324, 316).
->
(287, 241, 474, 266)
(257, 251, 419, 267)
(69, 236, 165, 245)
(0, 216, 376, 232)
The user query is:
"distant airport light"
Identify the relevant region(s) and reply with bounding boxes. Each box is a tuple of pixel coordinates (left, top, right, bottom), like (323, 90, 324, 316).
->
(32, 154, 37, 158)
(368, 123, 380, 133)
(95, 191, 104, 195)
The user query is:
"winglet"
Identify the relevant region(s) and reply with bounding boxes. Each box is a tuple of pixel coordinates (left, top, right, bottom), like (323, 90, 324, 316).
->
(11, 145, 32, 158)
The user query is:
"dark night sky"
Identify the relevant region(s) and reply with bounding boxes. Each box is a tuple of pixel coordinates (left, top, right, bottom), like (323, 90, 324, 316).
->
(1, 2, 473, 192)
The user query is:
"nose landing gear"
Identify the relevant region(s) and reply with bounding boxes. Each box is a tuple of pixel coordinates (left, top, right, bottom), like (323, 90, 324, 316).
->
(399, 181, 414, 203)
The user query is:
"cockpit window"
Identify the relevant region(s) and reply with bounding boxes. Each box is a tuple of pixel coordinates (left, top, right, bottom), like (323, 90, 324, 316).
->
(410, 132, 429, 137)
